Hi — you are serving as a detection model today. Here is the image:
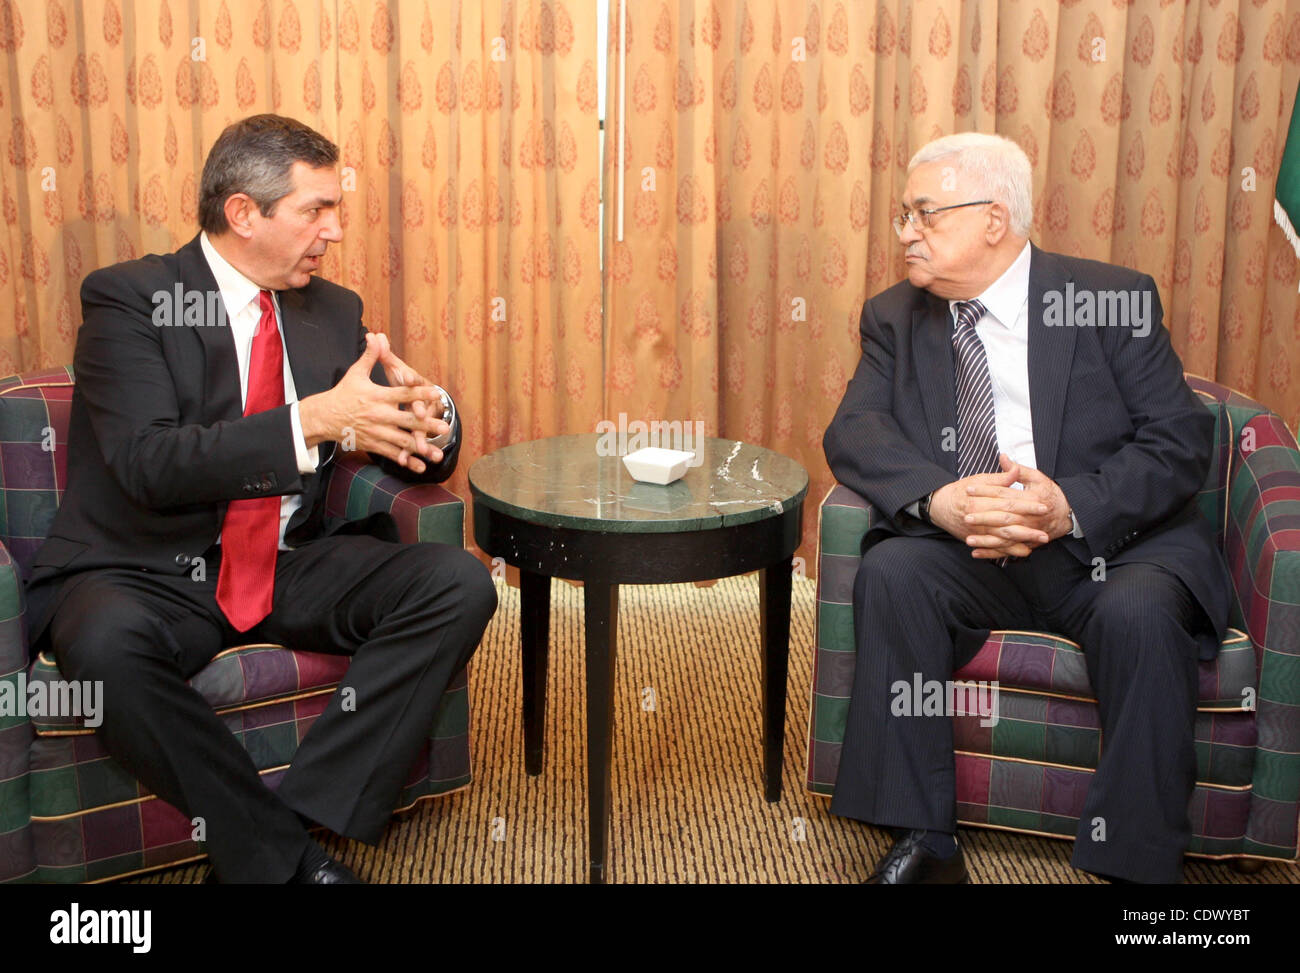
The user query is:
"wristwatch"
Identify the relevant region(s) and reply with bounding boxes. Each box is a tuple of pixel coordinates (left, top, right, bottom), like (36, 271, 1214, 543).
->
(917, 490, 935, 524)
(428, 386, 455, 450)
(1069, 508, 1084, 538)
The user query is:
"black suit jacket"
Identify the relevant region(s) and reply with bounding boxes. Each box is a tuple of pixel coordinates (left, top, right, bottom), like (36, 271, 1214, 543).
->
(24, 233, 462, 642)
(824, 243, 1231, 657)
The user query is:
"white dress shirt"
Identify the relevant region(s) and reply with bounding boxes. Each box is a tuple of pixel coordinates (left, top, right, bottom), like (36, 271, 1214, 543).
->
(951, 239, 1036, 473)
(200, 232, 320, 550)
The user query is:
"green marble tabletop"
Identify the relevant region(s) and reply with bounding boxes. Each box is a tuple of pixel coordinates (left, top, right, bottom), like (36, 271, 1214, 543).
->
(469, 434, 809, 533)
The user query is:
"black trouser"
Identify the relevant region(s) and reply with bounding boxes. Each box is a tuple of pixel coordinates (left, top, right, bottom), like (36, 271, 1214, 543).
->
(829, 536, 1203, 883)
(42, 535, 497, 883)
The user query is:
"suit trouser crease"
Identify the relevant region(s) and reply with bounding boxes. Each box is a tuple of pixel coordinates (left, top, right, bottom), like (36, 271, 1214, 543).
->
(1064, 565, 1200, 882)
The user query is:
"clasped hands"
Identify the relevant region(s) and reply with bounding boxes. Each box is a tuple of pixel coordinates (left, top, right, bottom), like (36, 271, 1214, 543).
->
(299, 332, 450, 474)
(928, 454, 1074, 560)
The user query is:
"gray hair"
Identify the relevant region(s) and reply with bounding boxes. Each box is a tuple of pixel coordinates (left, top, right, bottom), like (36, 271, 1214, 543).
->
(907, 133, 1033, 237)
(199, 115, 339, 234)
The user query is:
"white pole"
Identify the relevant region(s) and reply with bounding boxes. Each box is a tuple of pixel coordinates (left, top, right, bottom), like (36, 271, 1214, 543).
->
(616, 0, 626, 242)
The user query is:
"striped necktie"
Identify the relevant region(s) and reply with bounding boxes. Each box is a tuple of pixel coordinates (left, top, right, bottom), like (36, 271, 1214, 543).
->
(951, 299, 1000, 478)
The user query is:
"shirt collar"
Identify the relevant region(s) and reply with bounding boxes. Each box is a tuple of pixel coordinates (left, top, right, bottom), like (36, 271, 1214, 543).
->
(948, 239, 1031, 331)
(200, 231, 271, 320)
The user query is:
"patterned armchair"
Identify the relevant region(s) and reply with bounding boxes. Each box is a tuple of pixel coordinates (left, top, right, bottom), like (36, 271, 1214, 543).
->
(0, 367, 473, 883)
(807, 375, 1300, 870)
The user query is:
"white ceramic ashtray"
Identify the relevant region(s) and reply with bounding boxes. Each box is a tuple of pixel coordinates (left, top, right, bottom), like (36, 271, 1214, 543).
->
(622, 447, 695, 485)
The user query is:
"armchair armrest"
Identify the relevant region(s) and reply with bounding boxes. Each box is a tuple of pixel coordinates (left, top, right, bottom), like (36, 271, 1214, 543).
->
(817, 483, 881, 643)
(0, 540, 36, 882)
(1223, 413, 1300, 857)
(323, 453, 464, 548)
(807, 484, 881, 794)
(0, 542, 28, 684)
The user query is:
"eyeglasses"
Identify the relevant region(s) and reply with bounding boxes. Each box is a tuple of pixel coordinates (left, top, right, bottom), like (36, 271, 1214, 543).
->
(892, 200, 993, 236)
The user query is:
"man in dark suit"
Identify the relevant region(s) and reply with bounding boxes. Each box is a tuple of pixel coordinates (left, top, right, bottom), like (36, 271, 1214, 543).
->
(823, 132, 1231, 884)
(24, 115, 497, 883)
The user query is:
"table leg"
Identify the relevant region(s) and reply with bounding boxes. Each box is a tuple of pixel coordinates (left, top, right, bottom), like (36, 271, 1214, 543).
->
(520, 569, 551, 776)
(584, 580, 619, 884)
(760, 560, 793, 802)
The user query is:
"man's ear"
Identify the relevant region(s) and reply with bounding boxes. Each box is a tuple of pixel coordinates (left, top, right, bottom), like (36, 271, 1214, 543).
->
(984, 201, 1011, 245)
(223, 193, 257, 240)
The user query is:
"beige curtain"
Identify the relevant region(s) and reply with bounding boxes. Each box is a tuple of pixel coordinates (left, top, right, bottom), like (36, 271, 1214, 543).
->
(0, 0, 602, 535)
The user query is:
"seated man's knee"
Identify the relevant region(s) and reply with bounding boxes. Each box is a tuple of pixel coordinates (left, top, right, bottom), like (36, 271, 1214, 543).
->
(407, 545, 498, 626)
(454, 550, 498, 627)
(1088, 565, 1196, 640)
(48, 581, 173, 684)
(855, 537, 938, 598)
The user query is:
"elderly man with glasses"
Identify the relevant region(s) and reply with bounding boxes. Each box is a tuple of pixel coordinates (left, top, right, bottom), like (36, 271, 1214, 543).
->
(823, 132, 1231, 884)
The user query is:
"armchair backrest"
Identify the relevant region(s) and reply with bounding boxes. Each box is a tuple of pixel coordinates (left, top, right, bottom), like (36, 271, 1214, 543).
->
(0, 367, 75, 579)
(1185, 373, 1300, 635)
(1186, 374, 1289, 549)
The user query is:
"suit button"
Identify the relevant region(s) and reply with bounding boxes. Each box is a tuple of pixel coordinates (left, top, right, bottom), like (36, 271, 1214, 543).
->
(260, 478, 272, 490)
(175, 553, 190, 566)
(242, 483, 253, 493)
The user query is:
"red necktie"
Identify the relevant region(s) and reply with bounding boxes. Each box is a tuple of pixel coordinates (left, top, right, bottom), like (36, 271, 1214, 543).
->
(216, 290, 284, 632)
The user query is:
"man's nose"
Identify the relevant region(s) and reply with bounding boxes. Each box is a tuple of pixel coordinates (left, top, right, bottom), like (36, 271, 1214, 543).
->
(320, 208, 343, 242)
(897, 219, 923, 246)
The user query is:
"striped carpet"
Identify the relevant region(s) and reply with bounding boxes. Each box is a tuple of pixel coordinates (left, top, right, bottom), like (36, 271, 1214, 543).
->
(136, 573, 1299, 885)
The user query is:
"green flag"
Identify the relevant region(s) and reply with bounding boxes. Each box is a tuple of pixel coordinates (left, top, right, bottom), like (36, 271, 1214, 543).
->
(1275, 78, 1300, 290)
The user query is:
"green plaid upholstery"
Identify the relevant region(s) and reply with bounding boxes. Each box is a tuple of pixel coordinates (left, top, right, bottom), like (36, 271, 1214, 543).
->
(0, 541, 35, 882)
(950, 690, 1258, 788)
(0, 367, 75, 577)
(323, 455, 465, 545)
(951, 753, 1254, 857)
(955, 629, 1255, 709)
(807, 376, 1300, 864)
(0, 367, 473, 883)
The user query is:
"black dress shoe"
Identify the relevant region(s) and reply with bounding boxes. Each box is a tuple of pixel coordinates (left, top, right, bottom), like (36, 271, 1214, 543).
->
(293, 858, 364, 884)
(865, 831, 969, 884)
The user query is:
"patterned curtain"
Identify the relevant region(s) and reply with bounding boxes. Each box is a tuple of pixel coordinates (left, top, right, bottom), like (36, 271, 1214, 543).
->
(602, 0, 1300, 567)
(0, 0, 601, 524)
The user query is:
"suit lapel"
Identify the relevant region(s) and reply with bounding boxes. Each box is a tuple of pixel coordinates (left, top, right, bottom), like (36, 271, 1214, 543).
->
(177, 235, 243, 423)
(277, 283, 340, 471)
(1026, 243, 1076, 478)
(276, 286, 333, 400)
(912, 290, 959, 475)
